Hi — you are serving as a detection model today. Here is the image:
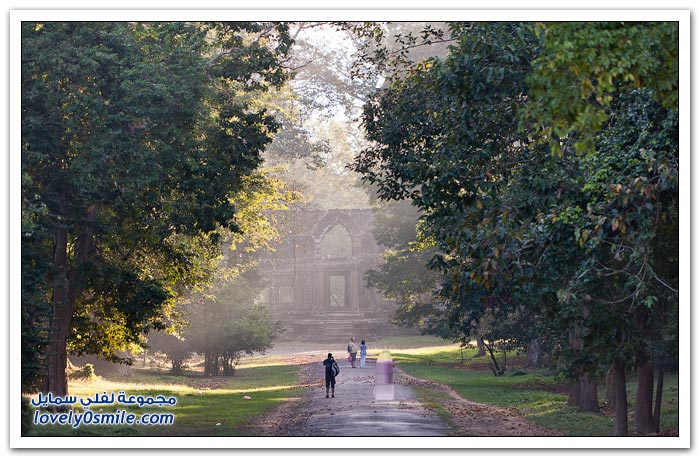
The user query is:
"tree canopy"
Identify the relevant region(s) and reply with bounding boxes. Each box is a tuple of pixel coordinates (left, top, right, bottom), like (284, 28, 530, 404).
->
(351, 21, 678, 436)
(21, 21, 293, 394)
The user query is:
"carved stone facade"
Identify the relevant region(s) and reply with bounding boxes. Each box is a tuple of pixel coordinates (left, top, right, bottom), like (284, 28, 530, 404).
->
(258, 208, 415, 342)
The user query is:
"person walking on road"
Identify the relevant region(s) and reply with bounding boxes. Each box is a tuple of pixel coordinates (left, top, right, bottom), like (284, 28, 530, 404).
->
(323, 353, 339, 398)
(360, 340, 367, 368)
(347, 337, 359, 368)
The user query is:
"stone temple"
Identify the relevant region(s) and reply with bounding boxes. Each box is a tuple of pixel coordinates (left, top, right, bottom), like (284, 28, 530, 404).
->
(257, 208, 415, 342)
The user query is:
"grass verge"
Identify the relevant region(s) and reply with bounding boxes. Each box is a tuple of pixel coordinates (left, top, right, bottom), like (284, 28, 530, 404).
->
(391, 346, 678, 436)
(25, 363, 301, 437)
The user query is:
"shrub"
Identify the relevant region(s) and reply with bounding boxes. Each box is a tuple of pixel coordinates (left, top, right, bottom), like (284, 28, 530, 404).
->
(67, 362, 96, 381)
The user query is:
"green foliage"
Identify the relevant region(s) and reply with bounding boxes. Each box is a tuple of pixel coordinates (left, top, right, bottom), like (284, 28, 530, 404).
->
(22, 397, 34, 436)
(523, 22, 679, 156)
(67, 363, 96, 381)
(352, 19, 679, 417)
(21, 21, 293, 389)
(363, 198, 446, 335)
(147, 332, 190, 375)
(557, 88, 679, 372)
(353, 22, 543, 359)
(181, 273, 283, 376)
(225, 168, 304, 265)
(21, 221, 51, 392)
(345, 22, 452, 82)
(146, 168, 299, 375)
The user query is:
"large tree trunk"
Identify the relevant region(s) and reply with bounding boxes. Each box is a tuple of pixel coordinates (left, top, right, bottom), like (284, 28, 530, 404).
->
(204, 353, 219, 376)
(525, 339, 542, 367)
(653, 368, 664, 433)
(170, 356, 184, 375)
(42, 207, 96, 400)
(635, 360, 657, 435)
(568, 374, 600, 413)
(612, 357, 628, 436)
(42, 225, 70, 400)
(605, 365, 616, 407)
(475, 335, 486, 357)
(483, 339, 503, 376)
(566, 327, 598, 412)
(222, 354, 236, 376)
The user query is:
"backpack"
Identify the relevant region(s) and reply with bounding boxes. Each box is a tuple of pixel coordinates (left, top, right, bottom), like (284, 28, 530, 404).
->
(331, 360, 340, 377)
(347, 344, 352, 353)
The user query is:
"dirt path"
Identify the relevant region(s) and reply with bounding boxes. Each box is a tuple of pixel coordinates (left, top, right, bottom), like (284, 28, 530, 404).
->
(250, 352, 560, 437)
(395, 368, 560, 436)
(252, 357, 448, 436)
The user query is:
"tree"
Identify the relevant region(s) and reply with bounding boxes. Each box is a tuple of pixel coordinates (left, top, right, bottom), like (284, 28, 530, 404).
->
(21, 176, 51, 392)
(147, 331, 190, 375)
(21, 21, 292, 397)
(345, 22, 453, 83)
(285, 22, 379, 114)
(259, 23, 381, 210)
(183, 273, 282, 376)
(522, 21, 679, 156)
(266, 119, 371, 210)
(557, 88, 679, 434)
(146, 167, 300, 376)
(263, 23, 454, 212)
(352, 20, 678, 431)
(523, 22, 679, 435)
(363, 198, 446, 336)
(353, 22, 544, 375)
(224, 168, 304, 271)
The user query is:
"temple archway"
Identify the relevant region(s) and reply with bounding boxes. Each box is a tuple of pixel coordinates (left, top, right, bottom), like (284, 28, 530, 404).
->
(318, 223, 352, 259)
(258, 209, 418, 341)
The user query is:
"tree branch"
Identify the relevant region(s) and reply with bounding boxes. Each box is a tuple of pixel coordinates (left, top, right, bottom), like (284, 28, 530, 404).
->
(385, 37, 458, 58)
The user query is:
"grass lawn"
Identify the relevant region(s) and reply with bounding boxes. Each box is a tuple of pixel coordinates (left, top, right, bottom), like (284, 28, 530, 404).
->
(391, 346, 679, 437)
(24, 363, 302, 437)
(23, 339, 679, 438)
(265, 334, 452, 357)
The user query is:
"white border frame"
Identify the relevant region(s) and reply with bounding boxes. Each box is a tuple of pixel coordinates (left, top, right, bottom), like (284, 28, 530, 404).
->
(6, 6, 692, 451)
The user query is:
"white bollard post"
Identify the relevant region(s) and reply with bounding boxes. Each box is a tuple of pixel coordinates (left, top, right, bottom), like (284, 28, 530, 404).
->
(374, 351, 394, 401)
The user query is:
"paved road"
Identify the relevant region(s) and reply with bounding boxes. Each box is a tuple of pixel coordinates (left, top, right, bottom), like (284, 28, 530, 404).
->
(299, 358, 449, 437)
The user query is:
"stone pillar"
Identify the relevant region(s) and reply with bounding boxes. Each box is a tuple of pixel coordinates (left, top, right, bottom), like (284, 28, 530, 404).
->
(315, 267, 326, 313)
(350, 267, 360, 312)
